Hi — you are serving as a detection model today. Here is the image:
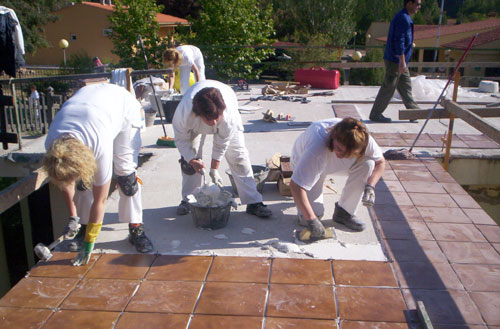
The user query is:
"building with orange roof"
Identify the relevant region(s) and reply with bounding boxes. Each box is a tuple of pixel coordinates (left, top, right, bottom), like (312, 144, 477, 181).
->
(25, 1, 189, 66)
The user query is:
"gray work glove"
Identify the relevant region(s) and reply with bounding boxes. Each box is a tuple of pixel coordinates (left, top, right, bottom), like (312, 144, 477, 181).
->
(308, 217, 326, 238)
(63, 216, 81, 239)
(362, 184, 375, 207)
(209, 168, 224, 187)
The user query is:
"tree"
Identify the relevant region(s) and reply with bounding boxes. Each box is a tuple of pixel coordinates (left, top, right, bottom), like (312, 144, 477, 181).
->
(109, 0, 166, 69)
(156, 0, 201, 19)
(188, 0, 275, 80)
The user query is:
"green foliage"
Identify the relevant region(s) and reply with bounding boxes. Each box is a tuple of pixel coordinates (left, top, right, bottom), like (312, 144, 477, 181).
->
(349, 48, 385, 86)
(457, 0, 500, 23)
(108, 0, 166, 69)
(156, 0, 201, 19)
(60, 51, 94, 74)
(189, 0, 275, 80)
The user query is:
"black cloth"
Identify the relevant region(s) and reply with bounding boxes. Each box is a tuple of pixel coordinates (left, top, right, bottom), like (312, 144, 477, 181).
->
(0, 13, 24, 77)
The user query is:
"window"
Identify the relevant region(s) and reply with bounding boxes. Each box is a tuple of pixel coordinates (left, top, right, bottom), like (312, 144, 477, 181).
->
(70, 34, 77, 41)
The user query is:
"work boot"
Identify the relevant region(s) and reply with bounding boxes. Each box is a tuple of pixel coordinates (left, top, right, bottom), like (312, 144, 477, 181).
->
(68, 224, 86, 252)
(176, 200, 190, 216)
(369, 114, 392, 123)
(307, 217, 327, 238)
(129, 224, 153, 253)
(332, 202, 365, 232)
(246, 202, 272, 218)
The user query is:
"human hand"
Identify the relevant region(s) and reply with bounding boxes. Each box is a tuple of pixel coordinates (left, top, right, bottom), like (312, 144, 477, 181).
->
(362, 184, 375, 207)
(209, 168, 224, 187)
(189, 159, 205, 174)
(398, 61, 406, 74)
(72, 241, 94, 266)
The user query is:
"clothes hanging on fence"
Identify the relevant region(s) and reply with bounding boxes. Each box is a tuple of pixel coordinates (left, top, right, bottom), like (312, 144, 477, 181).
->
(0, 6, 25, 77)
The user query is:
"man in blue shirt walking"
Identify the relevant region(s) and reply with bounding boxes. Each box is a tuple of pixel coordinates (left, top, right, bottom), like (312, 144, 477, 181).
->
(369, 0, 422, 123)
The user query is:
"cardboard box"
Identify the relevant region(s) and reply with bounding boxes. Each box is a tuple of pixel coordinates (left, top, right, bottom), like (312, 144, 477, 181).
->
(277, 174, 292, 196)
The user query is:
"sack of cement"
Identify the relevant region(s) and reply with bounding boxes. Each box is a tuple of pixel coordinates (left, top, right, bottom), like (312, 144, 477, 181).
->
(478, 80, 499, 93)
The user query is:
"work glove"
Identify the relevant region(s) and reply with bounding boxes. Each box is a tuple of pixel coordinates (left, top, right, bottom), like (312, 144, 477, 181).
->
(209, 168, 224, 188)
(362, 184, 375, 207)
(307, 217, 326, 238)
(63, 216, 81, 239)
(72, 241, 94, 266)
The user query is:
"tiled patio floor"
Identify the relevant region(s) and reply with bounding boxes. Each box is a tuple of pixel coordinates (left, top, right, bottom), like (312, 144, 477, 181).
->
(1, 157, 499, 328)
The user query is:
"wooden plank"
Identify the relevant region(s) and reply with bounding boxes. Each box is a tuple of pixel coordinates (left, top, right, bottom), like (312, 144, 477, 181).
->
(417, 301, 434, 329)
(399, 107, 500, 120)
(441, 98, 500, 144)
(0, 169, 49, 214)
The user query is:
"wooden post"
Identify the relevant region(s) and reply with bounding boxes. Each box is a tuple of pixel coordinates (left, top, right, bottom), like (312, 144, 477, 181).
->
(10, 83, 22, 150)
(126, 68, 133, 93)
(20, 197, 35, 268)
(443, 72, 460, 171)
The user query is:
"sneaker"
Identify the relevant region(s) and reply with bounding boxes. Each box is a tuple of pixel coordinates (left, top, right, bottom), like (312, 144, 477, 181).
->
(68, 224, 86, 252)
(332, 202, 365, 232)
(129, 224, 153, 253)
(246, 202, 272, 218)
(369, 114, 392, 123)
(177, 200, 190, 216)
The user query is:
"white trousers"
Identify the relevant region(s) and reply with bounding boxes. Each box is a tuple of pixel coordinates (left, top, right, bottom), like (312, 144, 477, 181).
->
(179, 58, 206, 94)
(74, 127, 143, 225)
(296, 158, 374, 218)
(181, 131, 262, 205)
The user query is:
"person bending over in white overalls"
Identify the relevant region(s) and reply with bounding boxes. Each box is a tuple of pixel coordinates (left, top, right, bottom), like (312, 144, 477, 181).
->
(43, 83, 153, 266)
(290, 117, 385, 239)
(163, 45, 205, 94)
(173, 79, 272, 218)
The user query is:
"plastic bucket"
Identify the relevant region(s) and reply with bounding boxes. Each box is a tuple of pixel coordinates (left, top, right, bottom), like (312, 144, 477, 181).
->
(144, 111, 156, 127)
(189, 202, 231, 230)
(226, 165, 270, 196)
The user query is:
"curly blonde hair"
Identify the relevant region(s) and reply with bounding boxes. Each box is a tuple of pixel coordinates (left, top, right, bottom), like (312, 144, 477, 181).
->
(42, 138, 96, 189)
(327, 117, 369, 158)
(162, 49, 182, 67)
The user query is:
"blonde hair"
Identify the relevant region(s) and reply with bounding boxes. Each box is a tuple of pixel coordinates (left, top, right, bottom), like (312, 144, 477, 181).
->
(163, 49, 182, 67)
(327, 117, 369, 158)
(42, 138, 96, 189)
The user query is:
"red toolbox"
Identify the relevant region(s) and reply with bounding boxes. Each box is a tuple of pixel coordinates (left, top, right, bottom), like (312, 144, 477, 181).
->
(294, 67, 339, 89)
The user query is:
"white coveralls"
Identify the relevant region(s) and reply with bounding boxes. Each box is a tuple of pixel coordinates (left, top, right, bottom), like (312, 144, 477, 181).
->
(291, 118, 383, 217)
(176, 45, 205, 94)
(45, 83, 143, 224)
(173, 80, 262, 205)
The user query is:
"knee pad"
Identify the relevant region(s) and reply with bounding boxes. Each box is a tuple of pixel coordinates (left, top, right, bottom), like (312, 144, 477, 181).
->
(76, 180, 90, 191)
(179, 157, 196, 175)
(117, 172, 138, 196)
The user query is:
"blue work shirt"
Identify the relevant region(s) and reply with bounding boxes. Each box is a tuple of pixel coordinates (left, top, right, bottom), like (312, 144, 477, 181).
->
(384, 8, 414, 65)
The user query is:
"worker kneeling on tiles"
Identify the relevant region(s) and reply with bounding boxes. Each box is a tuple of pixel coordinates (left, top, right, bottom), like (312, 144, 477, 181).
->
(173, 80, 272, 218)
(290, 117, 385, 240)
(43, 83, 153, 266)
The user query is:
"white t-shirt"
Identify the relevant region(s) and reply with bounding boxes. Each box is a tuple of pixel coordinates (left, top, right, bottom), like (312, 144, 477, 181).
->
(176, 45, 203, 68)
(173, 80, 242, 162)
(291, 118, 383, 191)
(45, 83, 141, 186)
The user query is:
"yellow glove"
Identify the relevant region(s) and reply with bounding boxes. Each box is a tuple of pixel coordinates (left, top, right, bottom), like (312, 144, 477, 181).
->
(73, 222, 102, 266)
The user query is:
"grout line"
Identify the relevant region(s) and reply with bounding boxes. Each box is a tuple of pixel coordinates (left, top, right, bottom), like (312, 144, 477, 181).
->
(185, 254, 215, 328)
(261, 256, 274, 329)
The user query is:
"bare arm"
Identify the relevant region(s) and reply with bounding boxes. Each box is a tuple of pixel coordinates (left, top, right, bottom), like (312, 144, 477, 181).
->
(290, 180, 316, 221)
(367, 158, 386, 187)
(191, 64, 200, 82)
(61, 182, 77, 217)
(88, 181, 111, 224)
(211, 159, 220, 170)
(169, 71, 175, 90)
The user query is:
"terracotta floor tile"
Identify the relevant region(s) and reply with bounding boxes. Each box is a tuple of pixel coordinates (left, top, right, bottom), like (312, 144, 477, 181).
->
(189, 315, 262, 329)
(401, 181, 446, 194)
(42, 310, 119, 329)
(371, 133, 402, 140)
(266, 317, 337, 328)
(146, 255, 212, 281)
(267, 284, 335, 319)
(126, 280, 202, 313)
(371, 205, 422, 222)
(382, 170, 398, 181)
(196, 282, 267, 316)
(207, 256, 270, 283)
(400, 133, 432, 141)
(456, 134, 491, 142)
(408, 193, 458, 208)
(378, 221, 434, 240)
(427, 223, 487, 242)
(417, 207, 471, 223)
(375, 180, 405, 192)
(115, 313, 190, 329)
(438, 242, 500, 264)
(394, 171, 437, 182)
(29, 252, 99, 278)
(463, 140, 499, 149)
(388, 162, 428, 172)
(0, 277, 78, 309)
(341, 321, 414, 329)
(440, 183, 468, 195)
(384, 239, 448, 263)
(337, 287, 406, 322)
(0, 307, 52, 329)
(402, 289, 484, 325)
(494, 243, 500, 254)
(423, 162, 447, 174)
(375, 191, 413, 206)
(403, 139, 442, 147)
(61, 279, 139, 311)
(429, 134, 469, 148)
(393, 261, 464, 290)
(450, 194, 481, 209)
(431, 171, 457, 183)
(453, 264, 500, 291)
(374, 139, 409, 148)
(271, 258, 332, 285)
(85, 254, 156, 280)
(333, 260, 397, 287)
(469, 291, 500, 325)
(462, 208, 497, 225)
